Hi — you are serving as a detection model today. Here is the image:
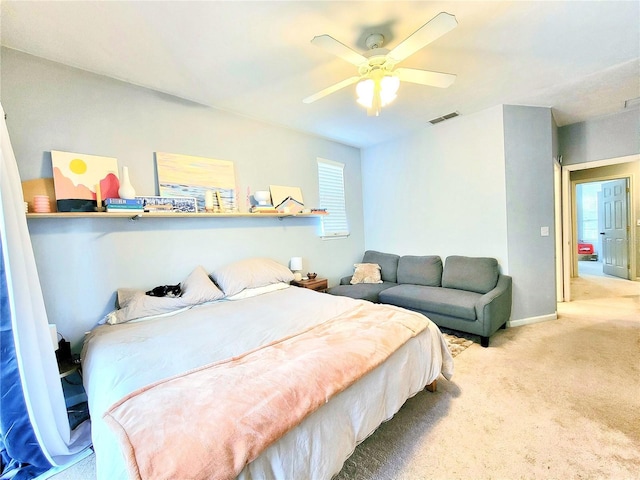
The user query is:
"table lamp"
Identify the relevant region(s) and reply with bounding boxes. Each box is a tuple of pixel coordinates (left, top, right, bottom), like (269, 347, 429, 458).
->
(290, 257, 303, 281)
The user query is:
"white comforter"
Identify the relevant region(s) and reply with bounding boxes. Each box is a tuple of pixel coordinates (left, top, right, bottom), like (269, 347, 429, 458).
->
(82, 286, 453, 480)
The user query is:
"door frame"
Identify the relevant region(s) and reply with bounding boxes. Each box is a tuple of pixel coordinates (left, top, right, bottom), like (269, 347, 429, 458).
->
(572, 176, 629, 278)
(560, 154, 639, 302)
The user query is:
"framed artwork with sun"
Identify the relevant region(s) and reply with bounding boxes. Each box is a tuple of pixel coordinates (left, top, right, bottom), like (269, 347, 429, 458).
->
(51, 150, 120, 210)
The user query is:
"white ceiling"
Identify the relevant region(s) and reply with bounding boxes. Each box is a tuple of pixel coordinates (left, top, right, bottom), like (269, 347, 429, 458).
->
(2, 1, 639, 148)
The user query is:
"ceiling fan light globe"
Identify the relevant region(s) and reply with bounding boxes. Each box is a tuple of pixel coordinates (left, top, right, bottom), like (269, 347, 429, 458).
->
(380, 75, 400, 106)
(381, 75, 400, 94)
(356, 79, 375, 108)
(357, 97, 373, 108)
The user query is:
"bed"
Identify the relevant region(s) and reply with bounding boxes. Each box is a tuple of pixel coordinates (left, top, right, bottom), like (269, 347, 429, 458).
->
(81, 259, 454, 480)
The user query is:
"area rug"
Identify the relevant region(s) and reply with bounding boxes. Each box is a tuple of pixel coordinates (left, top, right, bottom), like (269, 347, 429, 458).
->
(442, 331, 474, 357)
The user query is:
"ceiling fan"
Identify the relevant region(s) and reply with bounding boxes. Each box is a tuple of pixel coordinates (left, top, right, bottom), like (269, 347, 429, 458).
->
(303, 12, 458, 116)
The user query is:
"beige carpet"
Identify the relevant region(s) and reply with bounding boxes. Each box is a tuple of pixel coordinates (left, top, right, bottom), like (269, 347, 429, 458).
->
(51, 274, 640, 479)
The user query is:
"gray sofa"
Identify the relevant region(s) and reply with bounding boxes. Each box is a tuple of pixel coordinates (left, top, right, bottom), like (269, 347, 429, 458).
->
(327, 250, 512, 347)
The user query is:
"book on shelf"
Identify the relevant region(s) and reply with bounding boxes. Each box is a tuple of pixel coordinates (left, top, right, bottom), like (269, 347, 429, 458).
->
(105, 198, 144, 207)
(104, 204, 145, 210)
(106, 207, 144, 213)
(144, 204, 177, 213)
(250, 205, 277, 213)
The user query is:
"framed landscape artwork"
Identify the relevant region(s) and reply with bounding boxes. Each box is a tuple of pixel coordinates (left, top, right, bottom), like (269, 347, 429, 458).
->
(155, 152, 237, 212)
(51, 150, 120, 203)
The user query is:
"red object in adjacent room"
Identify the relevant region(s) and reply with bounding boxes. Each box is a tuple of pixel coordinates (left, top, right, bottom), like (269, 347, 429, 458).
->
(578, 243, 594, 255)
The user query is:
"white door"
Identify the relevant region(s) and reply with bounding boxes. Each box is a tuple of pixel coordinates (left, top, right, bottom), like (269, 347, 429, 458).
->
(599, 178, 629, 279)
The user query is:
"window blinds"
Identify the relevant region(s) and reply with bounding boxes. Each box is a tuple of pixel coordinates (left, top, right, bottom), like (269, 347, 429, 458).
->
(317, 158, 349, 238)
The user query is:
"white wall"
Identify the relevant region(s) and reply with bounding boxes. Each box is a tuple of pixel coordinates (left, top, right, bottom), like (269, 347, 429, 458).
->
(361, 105, 509, 268)
(1, 49, 365, 348)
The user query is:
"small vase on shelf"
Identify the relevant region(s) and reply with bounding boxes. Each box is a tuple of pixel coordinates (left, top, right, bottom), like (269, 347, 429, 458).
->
(118, 166, 136, 199)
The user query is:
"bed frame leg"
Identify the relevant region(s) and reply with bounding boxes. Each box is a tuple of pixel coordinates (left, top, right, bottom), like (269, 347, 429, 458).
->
(425, 380, 437, 392)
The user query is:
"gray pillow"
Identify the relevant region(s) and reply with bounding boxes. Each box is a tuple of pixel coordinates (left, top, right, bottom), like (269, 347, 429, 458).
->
(441, 256, 499, 294)
(107, 266, 224, 324)
(362, 250, 400, 283)
(211, 257, 294, 297)
(397, 255, 442, 286)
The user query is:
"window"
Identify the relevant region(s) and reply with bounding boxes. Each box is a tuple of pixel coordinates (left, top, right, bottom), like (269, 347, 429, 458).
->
(317, 158, 349, 238)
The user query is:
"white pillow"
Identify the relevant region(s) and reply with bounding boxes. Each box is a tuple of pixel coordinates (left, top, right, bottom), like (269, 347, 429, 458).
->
(105, 266, 224, 325)
(211, 258, 294, 297)
(225, 282, 290, 301)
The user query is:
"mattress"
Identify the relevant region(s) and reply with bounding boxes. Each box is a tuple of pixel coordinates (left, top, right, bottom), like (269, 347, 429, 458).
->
(81, 286, 453, 479)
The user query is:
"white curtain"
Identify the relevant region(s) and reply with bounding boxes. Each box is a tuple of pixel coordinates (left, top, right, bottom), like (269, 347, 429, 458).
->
(0, 102, 91, 467)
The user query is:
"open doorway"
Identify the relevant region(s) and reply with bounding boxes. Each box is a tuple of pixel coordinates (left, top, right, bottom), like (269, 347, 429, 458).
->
(575, 178, 630, 279)
(560, 155, 639, 302)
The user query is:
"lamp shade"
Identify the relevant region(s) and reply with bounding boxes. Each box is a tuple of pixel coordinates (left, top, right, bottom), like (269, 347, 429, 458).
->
(289, 257, 303, 271)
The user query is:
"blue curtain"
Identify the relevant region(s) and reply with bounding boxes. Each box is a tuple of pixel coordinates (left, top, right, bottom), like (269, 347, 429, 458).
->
(1, 234, 51, 479)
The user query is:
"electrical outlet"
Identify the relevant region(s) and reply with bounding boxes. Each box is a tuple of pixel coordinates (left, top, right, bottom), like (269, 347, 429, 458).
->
(540, 226, 550, 237)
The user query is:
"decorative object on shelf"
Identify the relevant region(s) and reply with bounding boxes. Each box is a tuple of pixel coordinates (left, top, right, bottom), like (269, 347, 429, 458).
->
(33, 195, 51, 213)
(136, 195, 198, 213)
(51, 150, 119, 211)
(205, 191, 215, 212)
(275, 196, 304, 214)
(307, 272, 317, 280)
(156, 152, 237, 212)
(21, 177, 58, 213)
(290, 257, 303, 282)
(250, 190, 276, 213)
(253, 190, 271, 206)
(118, 166, 136, 199)
(269, 185, 304, 210)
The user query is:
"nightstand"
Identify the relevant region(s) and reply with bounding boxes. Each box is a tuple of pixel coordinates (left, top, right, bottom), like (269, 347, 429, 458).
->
(291, 277, 328, 292)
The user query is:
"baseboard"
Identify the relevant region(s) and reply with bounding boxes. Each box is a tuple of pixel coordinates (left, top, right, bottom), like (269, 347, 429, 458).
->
(508, 312, 557, 328)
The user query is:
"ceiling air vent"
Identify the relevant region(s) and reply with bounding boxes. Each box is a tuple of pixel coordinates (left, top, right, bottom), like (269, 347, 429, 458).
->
(429, 111, 459, 125)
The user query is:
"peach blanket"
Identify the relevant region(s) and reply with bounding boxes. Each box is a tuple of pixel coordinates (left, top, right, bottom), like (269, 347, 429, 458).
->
(103, 302, 429, 480)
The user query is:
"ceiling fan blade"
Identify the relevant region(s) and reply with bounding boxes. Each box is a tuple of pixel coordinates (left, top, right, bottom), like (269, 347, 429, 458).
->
(311, 35, 368, 66)
(396, 68, 456, 88)
(303, 76, 360, 104)
(388, 12, 457, 63)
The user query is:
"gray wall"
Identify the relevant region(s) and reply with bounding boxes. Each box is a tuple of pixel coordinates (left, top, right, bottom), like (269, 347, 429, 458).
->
(559, 109, 640, 279)
(503, 106, 557, 320)
(1, 49, 365, 347)
(361, 104, 559, 323)
(559, 108, 639, 165)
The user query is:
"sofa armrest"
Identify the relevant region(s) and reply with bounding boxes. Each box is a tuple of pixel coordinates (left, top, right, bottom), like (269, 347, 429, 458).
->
(340, 275, 353, 285)
(475, 274, 512, 336)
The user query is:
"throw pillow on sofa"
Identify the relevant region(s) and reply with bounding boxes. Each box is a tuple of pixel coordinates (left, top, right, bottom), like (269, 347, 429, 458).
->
(350, 263, 383, 284)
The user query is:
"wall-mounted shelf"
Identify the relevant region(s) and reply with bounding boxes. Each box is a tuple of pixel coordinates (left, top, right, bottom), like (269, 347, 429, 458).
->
(26, 211, 327, 220)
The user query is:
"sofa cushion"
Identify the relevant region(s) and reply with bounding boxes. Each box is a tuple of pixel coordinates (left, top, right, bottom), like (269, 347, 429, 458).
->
(397, 255, 442, 286)
(379, 284, 480, 321)
(441, 256, 499, 294)
(326, 282, 397, 303)
(362, 250, 400, 283)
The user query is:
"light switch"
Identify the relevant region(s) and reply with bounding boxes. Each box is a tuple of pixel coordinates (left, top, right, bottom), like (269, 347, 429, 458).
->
(540, 226, 549, 237)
